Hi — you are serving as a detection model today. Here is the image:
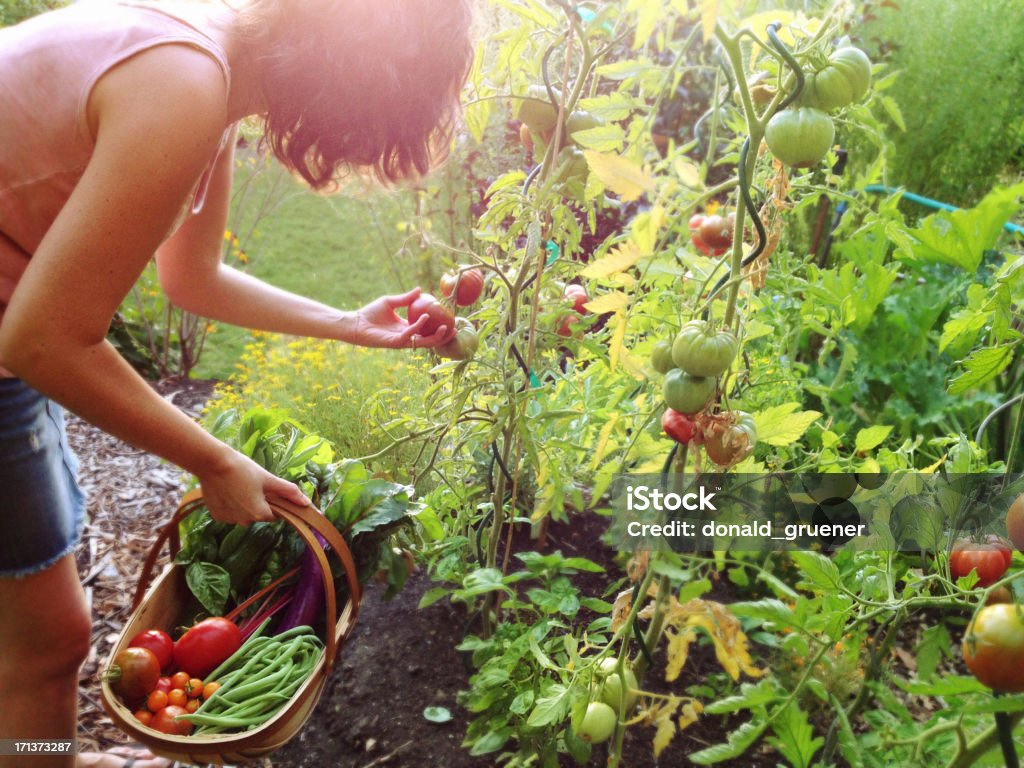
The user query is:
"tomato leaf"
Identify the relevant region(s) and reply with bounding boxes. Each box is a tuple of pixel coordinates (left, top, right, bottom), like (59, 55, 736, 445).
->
(751, 404, 822, 447)
(526, 683, 572, 727)
(767, 702, 822, 768)
(581, 151, 655, 202)
(948, 345, 1015, 394)
(689, 720, 767, 764)
(789, 551, 840, 592)
(854, 425, 893, 453)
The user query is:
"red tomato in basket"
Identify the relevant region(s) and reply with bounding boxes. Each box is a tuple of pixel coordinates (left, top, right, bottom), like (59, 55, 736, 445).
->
(129, 629, 174, 672)
(173, 617, 242, 679)
(150, 705, 193, 736)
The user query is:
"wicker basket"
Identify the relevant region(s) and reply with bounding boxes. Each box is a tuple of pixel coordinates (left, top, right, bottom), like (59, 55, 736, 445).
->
(100, 491, 361, 766)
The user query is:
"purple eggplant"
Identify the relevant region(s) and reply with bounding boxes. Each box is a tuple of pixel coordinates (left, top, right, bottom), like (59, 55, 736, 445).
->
(274, 530, 327, 634)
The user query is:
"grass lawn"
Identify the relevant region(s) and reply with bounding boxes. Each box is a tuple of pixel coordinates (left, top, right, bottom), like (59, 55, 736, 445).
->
(194, 155, 423, 380)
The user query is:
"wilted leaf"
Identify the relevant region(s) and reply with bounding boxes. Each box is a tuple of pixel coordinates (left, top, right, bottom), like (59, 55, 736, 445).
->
(582, 242, 645, 279)
(583, 290, 630, 314)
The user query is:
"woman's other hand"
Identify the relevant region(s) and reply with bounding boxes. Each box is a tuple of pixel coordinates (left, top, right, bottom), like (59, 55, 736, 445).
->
(349, 287, 454, 349)
(195, 447, 310, 525)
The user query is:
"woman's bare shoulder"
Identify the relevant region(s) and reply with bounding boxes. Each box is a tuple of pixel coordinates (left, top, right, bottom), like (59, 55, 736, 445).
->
(86, 42, 229, 150)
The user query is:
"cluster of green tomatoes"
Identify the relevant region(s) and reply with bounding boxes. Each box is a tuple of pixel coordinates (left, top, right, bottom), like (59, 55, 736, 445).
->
(650, 320, 757, 467)
(764, 44, 872, 168)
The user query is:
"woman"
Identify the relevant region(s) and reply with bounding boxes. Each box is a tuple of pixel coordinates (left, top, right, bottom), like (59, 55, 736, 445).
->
(0, 0, 473, 765)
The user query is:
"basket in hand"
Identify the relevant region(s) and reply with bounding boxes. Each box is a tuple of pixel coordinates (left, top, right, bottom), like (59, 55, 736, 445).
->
(100, 491, 361, 766)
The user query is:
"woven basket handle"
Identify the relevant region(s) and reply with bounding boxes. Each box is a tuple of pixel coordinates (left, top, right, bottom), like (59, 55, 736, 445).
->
(133, 490, 362, 672)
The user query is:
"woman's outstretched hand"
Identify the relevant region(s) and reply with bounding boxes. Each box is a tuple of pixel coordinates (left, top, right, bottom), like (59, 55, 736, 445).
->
(349, 287, 454, 349)
(195, 447, 311, 525)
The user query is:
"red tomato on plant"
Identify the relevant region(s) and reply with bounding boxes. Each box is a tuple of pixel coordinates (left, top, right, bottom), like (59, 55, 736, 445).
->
(688, 214, 713, 255)
(661, 409, 696, 445)
(150, 705, 194, 736)
(1006, 494, 1024, 552)
(173, 617, 242, 680)
(564, 284, 588, 313)
(128, 629, 174, 673)
(106, 647, 161, 708)
(407, 294, 455, 338)
(440, 267, 484, 307)
(950, 540, 1010, 587)
(963, 603, 1024, 692)
(697, 214, 732, 251)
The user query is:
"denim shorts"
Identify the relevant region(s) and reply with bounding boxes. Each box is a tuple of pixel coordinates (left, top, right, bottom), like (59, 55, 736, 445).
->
(0, 378, 86, 578)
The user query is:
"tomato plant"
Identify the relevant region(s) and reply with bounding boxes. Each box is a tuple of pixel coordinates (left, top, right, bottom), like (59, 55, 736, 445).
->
(173, 617, 242, 679)
(578, 701, 616, 744)
(963, 604, 1024, 692)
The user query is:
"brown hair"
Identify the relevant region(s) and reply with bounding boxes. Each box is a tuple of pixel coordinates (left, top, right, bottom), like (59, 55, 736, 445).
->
(236, 0, 473, 189)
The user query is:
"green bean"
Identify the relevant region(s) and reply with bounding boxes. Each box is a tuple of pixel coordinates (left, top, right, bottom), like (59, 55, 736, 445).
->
(218, 659, 295, 704)
(273, 625, 320, 642)
(205, 619, 273, 680)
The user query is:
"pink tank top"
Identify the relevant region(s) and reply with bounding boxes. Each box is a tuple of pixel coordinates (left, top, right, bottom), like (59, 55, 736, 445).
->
(0, 0, 233, 256)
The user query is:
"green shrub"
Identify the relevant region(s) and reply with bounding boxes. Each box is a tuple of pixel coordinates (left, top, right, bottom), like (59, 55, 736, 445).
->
(0, 0, 66, 26)
(863, 0, 1024, 207)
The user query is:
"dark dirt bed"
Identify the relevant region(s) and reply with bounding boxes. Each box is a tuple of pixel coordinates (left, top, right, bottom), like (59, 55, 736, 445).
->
(70, 377, 779, 768)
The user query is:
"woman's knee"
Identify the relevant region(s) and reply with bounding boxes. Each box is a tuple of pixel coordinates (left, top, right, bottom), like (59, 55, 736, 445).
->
(0, 557, 92, 678)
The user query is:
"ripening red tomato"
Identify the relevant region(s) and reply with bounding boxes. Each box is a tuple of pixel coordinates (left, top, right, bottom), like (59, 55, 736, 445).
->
(128, 629, 174, 673)
(107, 647, 161, 708)
(950, 540, 1010, 587)
(1007, 495, 1024, 552)
(662, 409, 696, 444)
(564, 284, 588, 313)
(439, 267, 484, 307)
(408, 294, 455, 338)
(173, 617, 242, 680)
(698, 214, 733, 250)
(963, 604, 1024, 692)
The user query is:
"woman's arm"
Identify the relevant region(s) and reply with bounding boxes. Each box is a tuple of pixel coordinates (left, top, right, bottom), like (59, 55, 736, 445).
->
(0, 45, 308, 525)
(155, 136, 451, 348)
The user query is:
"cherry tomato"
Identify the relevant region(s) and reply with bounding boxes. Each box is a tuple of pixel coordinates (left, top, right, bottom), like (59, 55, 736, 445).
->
(439, 267, 484, 307)
(154, 676, 172, 694)
(150, 705, 193, 736)
(407, 293, 455, 339)
(963, 604, 1024, 692)
(185, 698, 201, 714)
(186, 678, 205, 699)
(146, 690, 169, 713)
(167, 688, 187, 708)
(202, 681, 221, 700)
(173, 617, 242, 680)
(128, 629, 174, 673)
(133, 709, 153, 726)
(170, 671, 190, 690)
(107, 647, 161, 708)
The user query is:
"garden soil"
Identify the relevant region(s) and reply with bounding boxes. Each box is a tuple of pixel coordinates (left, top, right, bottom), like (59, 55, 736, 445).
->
(70, 378, 779, 767)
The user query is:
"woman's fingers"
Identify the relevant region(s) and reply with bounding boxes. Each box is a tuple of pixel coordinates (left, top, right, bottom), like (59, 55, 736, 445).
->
(385, 287, 422, 308)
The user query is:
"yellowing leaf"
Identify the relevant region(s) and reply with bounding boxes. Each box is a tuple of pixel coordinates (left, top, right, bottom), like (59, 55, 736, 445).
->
(678, 701, 702, 732)
(609, 310, 628, 371)
(855, 425, 893, 453)
(665, 628, 697, 682)
(752, 403, 822, 447)
(590, 414, 619, 472)
(571, 125, 625, 153)
(673, 158, 703, 188)
(583, 290, 630, 315)
(610, 589, 634, 632)
(582, 151, 655, 202)
(653, 714, 676, 758)
(582, 241, 644, 279)
(700, 0, 718, 42)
